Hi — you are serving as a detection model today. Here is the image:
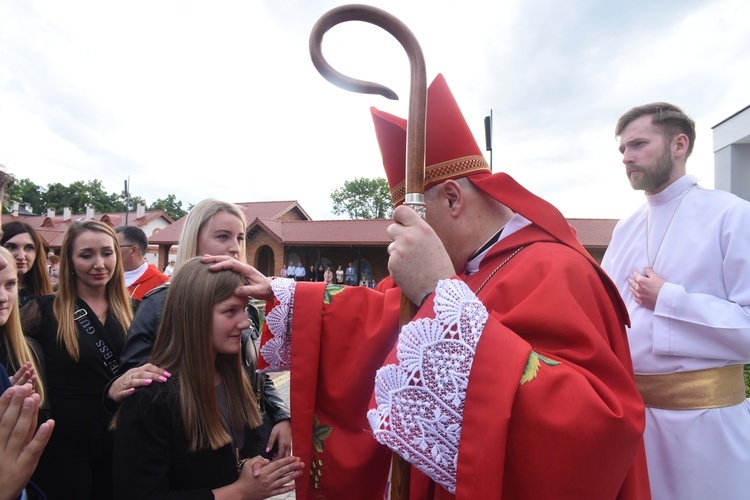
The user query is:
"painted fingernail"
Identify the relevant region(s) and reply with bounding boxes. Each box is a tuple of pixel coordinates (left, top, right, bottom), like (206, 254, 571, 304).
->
(158, 376, 167, 382)
(266, 447, 271, 453)
(163, 371, 172, 377)
(144, 378, 153, 384)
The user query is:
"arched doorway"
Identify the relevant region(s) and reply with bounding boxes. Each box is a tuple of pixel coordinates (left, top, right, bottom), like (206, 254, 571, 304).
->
(255, 245, 275, 277)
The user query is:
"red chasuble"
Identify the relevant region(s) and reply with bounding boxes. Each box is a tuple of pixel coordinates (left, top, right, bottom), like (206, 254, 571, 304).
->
(258, 224, 650, 500)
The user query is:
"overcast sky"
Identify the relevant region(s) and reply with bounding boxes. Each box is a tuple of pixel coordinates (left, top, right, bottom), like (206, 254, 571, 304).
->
(1, 0, 748, 220)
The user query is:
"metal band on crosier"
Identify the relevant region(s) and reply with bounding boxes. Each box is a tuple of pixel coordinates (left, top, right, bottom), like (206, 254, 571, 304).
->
(389, 155, 490, 205)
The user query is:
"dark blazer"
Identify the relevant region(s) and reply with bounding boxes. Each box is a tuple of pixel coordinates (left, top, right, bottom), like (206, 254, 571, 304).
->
(113, 378, 261, 500)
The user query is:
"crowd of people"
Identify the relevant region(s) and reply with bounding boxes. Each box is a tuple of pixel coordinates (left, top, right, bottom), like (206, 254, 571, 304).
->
(0, 184, 301, 499)
(1, 76, 749, 500)
(279, 261, 374, 287)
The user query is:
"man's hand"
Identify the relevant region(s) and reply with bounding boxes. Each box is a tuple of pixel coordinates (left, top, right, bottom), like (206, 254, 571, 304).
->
(202, 255, 274, 301)
(628, 267, 665, 310)
(386, 205, 455, 305)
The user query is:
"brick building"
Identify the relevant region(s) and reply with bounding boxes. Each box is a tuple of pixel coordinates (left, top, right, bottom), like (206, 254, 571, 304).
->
(148, 200, 617, 288)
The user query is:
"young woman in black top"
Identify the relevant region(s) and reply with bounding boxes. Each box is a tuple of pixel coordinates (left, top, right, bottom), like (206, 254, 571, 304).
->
(113, 257, 302, 499)
(1, 222, 53, 308)
(21, 220, 168, 499)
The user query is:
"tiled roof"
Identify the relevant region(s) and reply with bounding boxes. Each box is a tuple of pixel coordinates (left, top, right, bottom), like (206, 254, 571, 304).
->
(257, 219, 393, 245)
(235, 201, 311, 221)
(1, 210, 173, 248)
(251, 218, 619, 247)
(567, 218, 618, 248)
(149, 201, 309, 244)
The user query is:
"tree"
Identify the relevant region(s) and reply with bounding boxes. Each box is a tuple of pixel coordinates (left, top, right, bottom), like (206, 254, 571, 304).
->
(149, 194, 187, 220)
(116, 189, 147, 213)
(2, 176, 188, 219)
(5, 178, 44, 213)
(330, 177, 392, 219)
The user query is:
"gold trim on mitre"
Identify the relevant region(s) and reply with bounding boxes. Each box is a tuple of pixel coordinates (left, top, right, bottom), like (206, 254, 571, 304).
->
(390, 155, 490, 206)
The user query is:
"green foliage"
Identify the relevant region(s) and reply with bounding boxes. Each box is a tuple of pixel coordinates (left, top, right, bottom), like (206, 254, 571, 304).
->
(6, 178, 45, 213)
(3, 177, 186, 218)
(149, 194, 187, 220)
(330, 177, 392, 219)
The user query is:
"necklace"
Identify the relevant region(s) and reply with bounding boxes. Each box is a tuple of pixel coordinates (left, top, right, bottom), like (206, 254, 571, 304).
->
(475, 246, 524, 295)
(646, 183, 696, 268)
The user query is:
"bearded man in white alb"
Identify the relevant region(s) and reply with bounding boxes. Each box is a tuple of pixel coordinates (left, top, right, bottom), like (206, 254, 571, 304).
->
(602, 102, 750, 500)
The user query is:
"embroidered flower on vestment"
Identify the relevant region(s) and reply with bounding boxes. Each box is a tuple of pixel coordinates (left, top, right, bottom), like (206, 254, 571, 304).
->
(367, 278, 488, 494)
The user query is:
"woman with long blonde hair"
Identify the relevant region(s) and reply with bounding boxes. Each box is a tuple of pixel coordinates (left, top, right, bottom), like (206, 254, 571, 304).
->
(113, 257, 302, 498)
(20, 220, 165, 499)
(111, 199, 292, 458)
(0, 246, 45, 399)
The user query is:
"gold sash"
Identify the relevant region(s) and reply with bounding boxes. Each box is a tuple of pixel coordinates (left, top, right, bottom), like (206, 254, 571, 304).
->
(635, 365, 747, 410)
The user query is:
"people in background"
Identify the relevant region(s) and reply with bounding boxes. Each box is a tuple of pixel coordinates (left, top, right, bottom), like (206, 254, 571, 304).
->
(48, 255, 60, 292)
(115, 226, 169, 301)
(163, 259, 175, 277)
(323, 265, 333, 285)
(344, 262, 356, 286)
(294, 265, 306, 282)
(1, 222, 54, 308)
(335, 265, 344, 284)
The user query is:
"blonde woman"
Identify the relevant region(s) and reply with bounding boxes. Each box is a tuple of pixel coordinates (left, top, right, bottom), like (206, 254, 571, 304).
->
(114, 199, 291, 459)
(113, 257, 302, 498)
(20, 220, 167, 499)
(0, 246, 45, 398)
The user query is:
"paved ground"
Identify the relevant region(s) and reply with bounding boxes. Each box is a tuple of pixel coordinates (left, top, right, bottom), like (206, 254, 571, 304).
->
(267, 372, 295, 500)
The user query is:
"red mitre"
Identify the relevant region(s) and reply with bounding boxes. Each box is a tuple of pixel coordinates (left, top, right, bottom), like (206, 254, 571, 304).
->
(371, 73, 491, 207)
(370, 74, 629, 324)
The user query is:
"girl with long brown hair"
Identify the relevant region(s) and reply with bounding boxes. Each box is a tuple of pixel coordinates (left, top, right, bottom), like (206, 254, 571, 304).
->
(1, 222, 54, 307)
(113, 257, 302, 498)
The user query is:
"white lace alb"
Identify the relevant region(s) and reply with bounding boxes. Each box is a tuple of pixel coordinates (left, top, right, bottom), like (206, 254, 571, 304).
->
(367, 279, 488, 494)
(259, 277, 489, 493)
(258, 278, 296, 372)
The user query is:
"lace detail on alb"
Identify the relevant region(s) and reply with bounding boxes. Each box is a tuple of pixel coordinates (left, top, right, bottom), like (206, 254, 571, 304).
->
(258, 278, 295, 373)
(367, 279, 488, 494)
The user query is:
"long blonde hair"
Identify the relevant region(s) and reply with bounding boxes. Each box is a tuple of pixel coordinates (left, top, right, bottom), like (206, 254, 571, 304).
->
(150, 257, 261, 451)
(0, 247, 45, 401)
(54, 221, 133, 360)
(174, 200, 247, 273)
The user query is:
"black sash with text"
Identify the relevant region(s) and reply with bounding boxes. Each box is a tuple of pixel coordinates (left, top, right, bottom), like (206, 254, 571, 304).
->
(74, 307, 120, 376)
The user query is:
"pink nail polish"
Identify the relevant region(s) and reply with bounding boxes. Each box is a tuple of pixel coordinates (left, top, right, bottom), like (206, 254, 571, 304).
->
(144, 378, 153, 384)
(158, 376, 167, 382)
(163, 371, 172, 377)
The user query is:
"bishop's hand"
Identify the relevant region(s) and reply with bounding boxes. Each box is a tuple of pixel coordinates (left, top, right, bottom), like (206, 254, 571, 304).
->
(386, 205, 455, 305)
